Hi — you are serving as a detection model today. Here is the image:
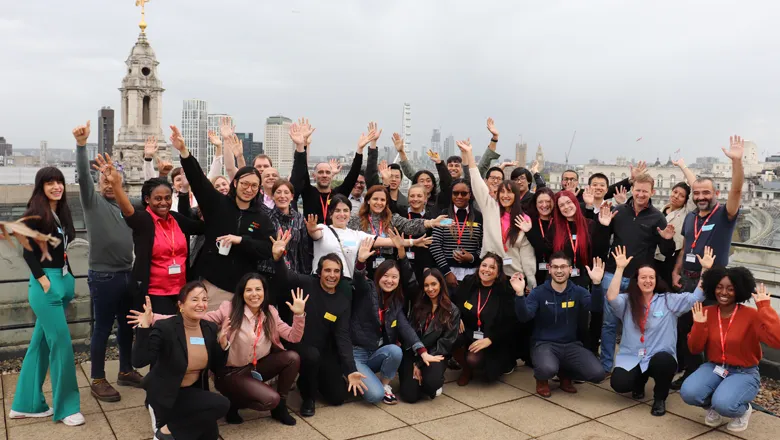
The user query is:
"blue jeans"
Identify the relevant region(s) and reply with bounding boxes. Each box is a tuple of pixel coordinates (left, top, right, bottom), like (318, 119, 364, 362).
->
(600, 271, 630, 372)
(88, 270, 134, 379)
(680, 362, 760, 418)
(353, 344, 403, 403)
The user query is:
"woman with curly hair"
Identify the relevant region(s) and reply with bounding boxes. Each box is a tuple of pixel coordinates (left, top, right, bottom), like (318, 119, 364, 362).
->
(681, 266, 780, 433)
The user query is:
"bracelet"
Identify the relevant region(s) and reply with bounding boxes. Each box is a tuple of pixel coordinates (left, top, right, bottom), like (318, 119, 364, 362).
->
(491, 138, 499, 143)
(408, 238, 414, 247)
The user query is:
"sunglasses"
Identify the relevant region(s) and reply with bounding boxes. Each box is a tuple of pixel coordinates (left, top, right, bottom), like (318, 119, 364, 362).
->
(452, 191, 470, 197)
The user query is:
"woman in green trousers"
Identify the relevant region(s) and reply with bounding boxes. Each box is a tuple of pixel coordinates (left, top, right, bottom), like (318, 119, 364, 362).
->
(8, 166, 84, 426)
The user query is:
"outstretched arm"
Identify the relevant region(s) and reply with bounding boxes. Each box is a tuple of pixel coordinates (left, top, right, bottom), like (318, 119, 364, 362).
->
(724, 136, 745, 221)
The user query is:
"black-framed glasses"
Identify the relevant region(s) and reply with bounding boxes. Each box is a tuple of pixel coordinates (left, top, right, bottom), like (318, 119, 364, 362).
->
(452, 191, 470, 197)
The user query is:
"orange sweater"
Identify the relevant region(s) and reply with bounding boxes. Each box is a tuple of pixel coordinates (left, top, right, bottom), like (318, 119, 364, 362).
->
(688, 302, 780, 368)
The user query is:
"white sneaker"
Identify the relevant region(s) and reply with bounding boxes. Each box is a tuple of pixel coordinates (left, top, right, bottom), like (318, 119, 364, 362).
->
(704, 407, 723, 427)
(148, 404, 158, 434)
(62, 412, 85, 426)
(726, 404, 752, 432)
(8, 408, 54, 419)
(435, 387, 443, 397)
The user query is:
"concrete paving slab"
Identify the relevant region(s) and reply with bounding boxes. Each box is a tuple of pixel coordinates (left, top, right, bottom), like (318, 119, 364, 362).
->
(480, 395, 589, 438)
(414, 410, 530, 440)
(375, 394, 471, 425)
(443, 380, 529, 409)
(302, 401, 405, 440)
(598, 404, 711, 440)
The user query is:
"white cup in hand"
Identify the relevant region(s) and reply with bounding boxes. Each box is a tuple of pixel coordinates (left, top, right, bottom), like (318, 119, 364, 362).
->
(217, 240, 232, 256)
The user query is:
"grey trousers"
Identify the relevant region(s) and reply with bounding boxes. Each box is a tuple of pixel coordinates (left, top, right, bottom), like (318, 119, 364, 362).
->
(532, 341, 606, 383)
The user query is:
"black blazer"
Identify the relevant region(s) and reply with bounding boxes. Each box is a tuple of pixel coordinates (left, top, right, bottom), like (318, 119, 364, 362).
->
(132, 315, 227, 409)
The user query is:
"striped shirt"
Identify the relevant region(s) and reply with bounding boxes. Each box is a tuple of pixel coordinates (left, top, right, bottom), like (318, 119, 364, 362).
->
(430, 207, 483, 278)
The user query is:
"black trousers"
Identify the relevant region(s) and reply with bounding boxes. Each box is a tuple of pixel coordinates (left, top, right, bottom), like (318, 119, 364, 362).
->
(286, 342, 348, 406)
(676, 273, 708, 377)
(454, 334, 508, 383)
(610, 351, 677, 401)
(398, 351, 446, 403)
(151, 386, 229, 440)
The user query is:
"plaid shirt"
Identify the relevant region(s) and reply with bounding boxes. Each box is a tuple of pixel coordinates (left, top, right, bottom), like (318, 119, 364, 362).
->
(257, 205, 311, 275)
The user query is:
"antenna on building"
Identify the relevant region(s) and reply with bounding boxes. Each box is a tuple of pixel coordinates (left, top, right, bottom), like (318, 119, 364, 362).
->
(564, 130, 577, 166)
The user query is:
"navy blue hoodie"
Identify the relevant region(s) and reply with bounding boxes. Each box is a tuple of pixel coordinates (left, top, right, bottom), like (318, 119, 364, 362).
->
(515, 279, 603, 344)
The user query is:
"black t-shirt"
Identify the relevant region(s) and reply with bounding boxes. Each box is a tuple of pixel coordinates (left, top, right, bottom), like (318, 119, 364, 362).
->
(681, 205, 738, 271)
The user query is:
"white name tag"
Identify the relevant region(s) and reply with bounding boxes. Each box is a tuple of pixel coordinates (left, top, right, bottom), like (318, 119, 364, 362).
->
(473, 331, 484, 340)
(168, 264, 182, 275)
(686, 253, 696, 263)
(373, 257, 386, 268)
(407, 251, 415, 260)
(538, 262, 548, 271)
(713, 365, 729, 378)
(62, 266, 69, 276)
(503, 257, 513, 266)
(638, 348, 647, 358)
(571, 267, 580, 277)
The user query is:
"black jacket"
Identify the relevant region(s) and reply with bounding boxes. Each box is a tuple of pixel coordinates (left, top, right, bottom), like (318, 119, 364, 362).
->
(180, 154, 275, 292)
(453, 274, 517, 348)
(604, 198, 674, 276)
(350, 259, 425, 353)
(365, 147, 408, 215)
(132, 315, 228, 409)
(124, 208, 204, 307)
(290, 148, 363, 221)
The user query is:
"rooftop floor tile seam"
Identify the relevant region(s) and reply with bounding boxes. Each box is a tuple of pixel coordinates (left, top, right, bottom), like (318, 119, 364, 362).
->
(476, 402, 585, 438)
(588, 420, 646, 440)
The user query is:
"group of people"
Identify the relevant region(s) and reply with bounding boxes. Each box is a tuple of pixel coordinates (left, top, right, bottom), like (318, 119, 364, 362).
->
(5, 116, 779, 439)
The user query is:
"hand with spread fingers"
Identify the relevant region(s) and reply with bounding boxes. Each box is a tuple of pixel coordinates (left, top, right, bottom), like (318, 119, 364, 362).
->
(752, 283, 771, 303)
(586, 256, 605, 285)
(357, 236, 377, 263)
(270, 229, 292, 261)
(695, 246, 716, 271)
(691, 302, 707, 323)
(611, 245, 634, 270)
(285, 287, 309, 316)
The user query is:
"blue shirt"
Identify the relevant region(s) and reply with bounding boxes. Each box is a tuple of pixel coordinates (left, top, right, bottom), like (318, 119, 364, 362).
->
(681, 204, 738, 271)
(609, 288, 704, 372)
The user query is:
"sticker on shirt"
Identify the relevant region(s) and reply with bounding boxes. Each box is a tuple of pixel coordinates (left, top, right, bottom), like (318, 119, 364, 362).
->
(538, 262, 548, 271)
(466, 221, 480, 227)
(503, 257, 513, 266)
(324, 312, 338, 322)
(464, 301, 473, 310)
(391, 320, 397, 328)
(652, 311, 664, 318)
(189, 337, 205, 345)
(702, 224, 715, 232)
(343, 241, 357, 247)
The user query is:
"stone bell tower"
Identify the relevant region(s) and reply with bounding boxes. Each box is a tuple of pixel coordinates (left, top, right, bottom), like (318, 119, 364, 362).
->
(113, 6, 170, 196)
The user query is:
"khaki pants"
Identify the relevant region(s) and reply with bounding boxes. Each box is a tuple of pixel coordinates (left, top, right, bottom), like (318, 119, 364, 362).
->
(203, 279, 234, 311)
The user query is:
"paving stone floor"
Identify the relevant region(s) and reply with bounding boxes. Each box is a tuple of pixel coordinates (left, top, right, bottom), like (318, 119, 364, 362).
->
(2, 360, 779, 439)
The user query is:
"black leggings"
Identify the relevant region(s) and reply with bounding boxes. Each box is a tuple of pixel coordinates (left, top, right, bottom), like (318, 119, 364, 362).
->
(151, 386, 229, 440)
(398, 351, 446, 403)
(610, 351, 677, 400)
(454, 334, 508, 383)
(286, 342, 349, 405)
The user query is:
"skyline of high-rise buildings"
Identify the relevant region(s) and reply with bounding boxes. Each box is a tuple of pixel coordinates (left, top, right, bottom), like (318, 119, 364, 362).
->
(182, 99, 209, 166)
(264, 115, 294, 176)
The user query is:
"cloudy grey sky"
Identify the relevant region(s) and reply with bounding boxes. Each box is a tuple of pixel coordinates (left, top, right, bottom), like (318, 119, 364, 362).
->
(2, 0, 779, 164)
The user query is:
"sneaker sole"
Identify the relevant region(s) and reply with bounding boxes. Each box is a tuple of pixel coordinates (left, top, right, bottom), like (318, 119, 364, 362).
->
(91, 389, 121, 403)
(726, 424, 749, 433)
(705, 419, 723, 427)
(382, 400, 398, 405)
(8, 410, 53, 419)
(116, 380, 142, 388)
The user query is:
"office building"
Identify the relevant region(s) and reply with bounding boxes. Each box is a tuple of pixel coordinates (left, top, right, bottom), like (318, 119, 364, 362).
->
(0, 137, 12, 165)
(182, 99, 209, 166)
(236, 133, 264, 166)
(97, 107, 115, 156)
(264, 116, 293, 176)
(431, 129, 442, 156)
(443, 135, 455, 160)
(40, 141, 48, 166)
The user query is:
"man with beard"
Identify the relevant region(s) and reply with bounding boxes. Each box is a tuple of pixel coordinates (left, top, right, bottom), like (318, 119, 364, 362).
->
(670, 135, 745, 389)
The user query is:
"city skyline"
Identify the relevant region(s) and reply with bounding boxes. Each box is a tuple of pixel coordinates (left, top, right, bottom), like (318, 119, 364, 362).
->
(3, 1, 780, 164)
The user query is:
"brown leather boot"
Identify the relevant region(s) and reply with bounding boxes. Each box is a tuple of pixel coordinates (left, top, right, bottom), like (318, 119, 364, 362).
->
(559, 377, 578, 393)
(536, 379, 551, 398)
(117, 370, 144, 387)
(90, 378, 121, 402)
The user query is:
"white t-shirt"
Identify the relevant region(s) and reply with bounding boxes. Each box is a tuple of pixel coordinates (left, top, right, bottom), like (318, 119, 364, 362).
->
(312, 225, 373, 278)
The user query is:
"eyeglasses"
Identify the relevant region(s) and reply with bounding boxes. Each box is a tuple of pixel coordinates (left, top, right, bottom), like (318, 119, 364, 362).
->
(452, 191, 470, 197)
(238, 181, 260, 191)
(562, 177, 578, 182)
(487, 175, 503, 182)
(355, 181, 366, 186)
(549, 264, 570, 271)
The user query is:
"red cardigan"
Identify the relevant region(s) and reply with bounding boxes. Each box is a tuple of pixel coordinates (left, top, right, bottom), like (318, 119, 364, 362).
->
(688, 301, 780, 368)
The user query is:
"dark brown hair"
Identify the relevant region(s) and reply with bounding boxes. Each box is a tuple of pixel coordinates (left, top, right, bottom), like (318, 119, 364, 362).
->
(24, 167, 75, 241)
(359, 185, 393, 233)
(412, 268, 455, 331)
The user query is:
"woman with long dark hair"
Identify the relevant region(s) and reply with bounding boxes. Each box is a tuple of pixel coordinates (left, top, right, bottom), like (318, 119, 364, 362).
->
(398, 268, 460, 403)
(525, 188, 556, 286)
(9, 167, 83, 426)
(350, 234, 444, 404)
(607, 246, 707, 417)
(130, 282, 230, 440)
(681, 267, 780, 433)
(655, 182, 694, 286)
(452, 252, 517, 385)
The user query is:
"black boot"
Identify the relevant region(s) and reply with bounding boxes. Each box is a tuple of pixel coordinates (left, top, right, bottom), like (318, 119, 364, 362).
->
(225, 405, 244, 424)
(271, 399, 296, 426)
(651, 399, 666, 416)
(300, 398, 315, 417)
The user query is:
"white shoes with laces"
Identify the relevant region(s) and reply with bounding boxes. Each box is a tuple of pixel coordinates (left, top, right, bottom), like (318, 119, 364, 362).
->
(726, 404, 752, 432)
(704, 407, 723, 427)
(62, 412, 85, 426)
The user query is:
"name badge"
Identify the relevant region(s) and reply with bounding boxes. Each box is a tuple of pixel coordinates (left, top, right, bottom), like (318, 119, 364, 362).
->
(685, 253, 697, 263)
(168, 264, 182, 275)
(464, 301, 473, 310)
(439, 219, 453, 226)
(702, 224, 715, 232)
(713, 365, 729, 378)
(62, 266, 69, 276)
(571, 267, 580, 277)
(653, 311, 664, 318)
(503, 257, 513, 266)
(638, 348, 647, 358)
(324, 312, 337, 322)
(391, 320, 397, 328)
(538, 262, 548, 271)
(189, 337, 205, 345)
(373, 256, 386, 268)
(473, 330, 484, 340)
(571, 234, 577, 240)
(407, 251, 415, 260)
(343, 241, 357, 247)
(251, 371, 264, 381)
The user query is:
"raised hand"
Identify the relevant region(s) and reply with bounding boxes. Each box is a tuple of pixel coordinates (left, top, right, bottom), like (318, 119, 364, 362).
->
(456, 139, 473, 154)
(752, 283, 771, 303)
(128, 296, 154, 328)
(530, 160, 540, 174)
(614, 186, 628, 205)
(420, 352, 444, 366)
(357, 129, 375, 151)
(218, 317, 231, 349)
(357, 236, 377, 263)
(723, 135, 744, 162)
(499, 160, 519, 170)
(510, 272, 526, 296)
(695, 246, 716, 270)
(514, 214, 532, 233)
(611, 245, 634, 270)
(630, 160, 647, 181)
(92, 153, 119, 187)
(413, 235, 434, 248)
(586, 256, 605, 285)
(300, 119, 315, 146)
(691, 302, 707, 323)
(598, 202, 618, 226)
(582, 186, 595, 205)
(487, 117, 499, 138)
(219, 116, 234, 139)
(169, 125, 187, 153)
(207, 130, 222, 147)
(158, 159, 173, 177)
(386, 227, 405, 250)
(392, 132, 405, 152)
(72, 120, 90, 146)
(270, 229, 292, 261)
(144, 135, 158, 158)
(347, 372, 368, 396)
(426, 149, 441, 164)
(285, 287, 309, 316)
(289, 123, 306, 147)
(378, 160, 391, 183)
(329, 158, 342, 175)
(672, 157, 686, 169)
(657, 223, 676, 240)
(305, 214, 319, 234)
(367, 122, 382, 146)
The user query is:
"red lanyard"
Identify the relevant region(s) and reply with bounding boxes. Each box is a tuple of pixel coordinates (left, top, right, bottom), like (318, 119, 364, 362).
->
(639, 298, 652, 344)
(476, 288, 493, 329)
(691, 203, 719, 248)
(717, 305, 739, 366)
(566, 222, 578, 266)
(423, 313, 434, 332)
(157, 219, 178, 264)
(539, 218, 552, 239)
(370, 220, 383, 236)
(454, 214, 468, 246)
(251, 319, 263, 366)
(320, 193, 331, 223)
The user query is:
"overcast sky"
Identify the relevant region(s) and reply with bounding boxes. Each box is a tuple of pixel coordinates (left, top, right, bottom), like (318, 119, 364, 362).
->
(2, 0, 780, 164)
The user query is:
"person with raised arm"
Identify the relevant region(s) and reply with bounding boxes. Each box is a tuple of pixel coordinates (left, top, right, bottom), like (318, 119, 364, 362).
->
(8, 166, 83, 427)
(670, 137, 745, 390)
(681, 272, 780, 433)
(73, 121, 144, 402)
(525, 188, 556, 286)
(170, 125, 275, 310)
(403, 184, 439, 286)
(607, 246, 708, 417)
(289, 118, 364, 222)
(269, 230, 367, 417)
(130, 283, 231, 440)
(509, 160, 546, 210)
(395, 133, 453, 213)
(514, 253, 607, 397)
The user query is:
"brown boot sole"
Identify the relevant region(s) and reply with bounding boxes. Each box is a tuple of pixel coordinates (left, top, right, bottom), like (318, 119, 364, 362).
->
(91, 388, 121, 402)
(116, 379, 142, 388)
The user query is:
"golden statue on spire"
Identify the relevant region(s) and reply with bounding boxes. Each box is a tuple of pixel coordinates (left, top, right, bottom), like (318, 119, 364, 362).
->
(135, 0, 150, 33)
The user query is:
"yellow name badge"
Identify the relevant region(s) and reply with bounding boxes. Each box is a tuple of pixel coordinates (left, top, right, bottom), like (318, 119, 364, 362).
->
(562, 301, 575, 308)
(464, 301, 473, 310)
(324, 312, 337, 322)
(391, 320, 397, 328)
(466, 221, 480, 227)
